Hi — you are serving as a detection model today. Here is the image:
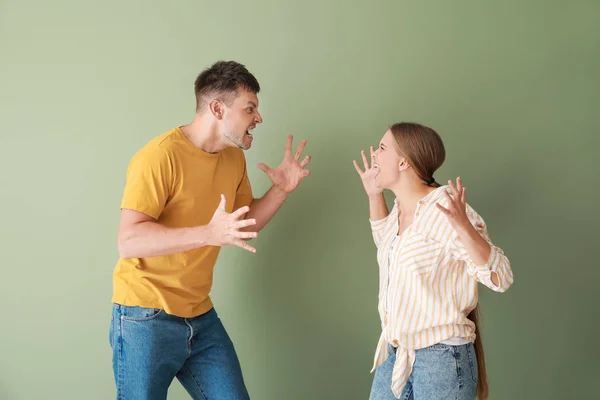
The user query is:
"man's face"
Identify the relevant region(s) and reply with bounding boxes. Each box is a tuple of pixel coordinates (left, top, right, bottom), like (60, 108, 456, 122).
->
(220, 89, 263, 150)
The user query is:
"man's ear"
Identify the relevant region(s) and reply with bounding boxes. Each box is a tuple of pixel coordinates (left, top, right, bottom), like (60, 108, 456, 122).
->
(209, 99, 224, 120)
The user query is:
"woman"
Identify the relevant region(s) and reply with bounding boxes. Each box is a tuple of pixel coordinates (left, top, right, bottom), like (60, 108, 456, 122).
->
(353, 122, 513, 400)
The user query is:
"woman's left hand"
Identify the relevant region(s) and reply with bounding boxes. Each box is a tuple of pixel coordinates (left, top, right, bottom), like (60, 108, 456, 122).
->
(436, 177, 472, 233)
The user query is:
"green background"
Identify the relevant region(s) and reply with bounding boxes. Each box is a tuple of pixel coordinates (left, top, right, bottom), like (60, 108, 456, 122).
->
(1, 1, 598, 399)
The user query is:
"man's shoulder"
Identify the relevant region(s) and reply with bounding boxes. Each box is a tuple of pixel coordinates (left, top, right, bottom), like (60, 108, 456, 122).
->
(127, 128, 179, 166)
(149, 127, 181, 151)
(139, 127, 181, 152)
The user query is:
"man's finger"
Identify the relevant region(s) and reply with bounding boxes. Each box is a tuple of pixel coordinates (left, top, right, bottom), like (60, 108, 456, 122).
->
(235, 240, 257, 253)
(257, 163, 270, 173)
(236, 231, 258, 240)
(218, 194, 226, 210)
(302, 170, 311, 177)
(294, 139, 307, 160)
(300, 155, 311, 168)
(231, 206, 251, 219)
(284, 135, 293, 157)
(236, 218, 257, 229)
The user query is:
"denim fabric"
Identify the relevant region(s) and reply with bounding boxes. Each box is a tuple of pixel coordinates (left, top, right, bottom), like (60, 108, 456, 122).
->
(110, 304, 249, 400)
(370, 342, 478, 400)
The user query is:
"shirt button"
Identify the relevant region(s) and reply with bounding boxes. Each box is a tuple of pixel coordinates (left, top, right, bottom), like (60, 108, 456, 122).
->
(424, 239, 429, 243)
(419, 201, 424, 204)
(416, 212, 420, 216)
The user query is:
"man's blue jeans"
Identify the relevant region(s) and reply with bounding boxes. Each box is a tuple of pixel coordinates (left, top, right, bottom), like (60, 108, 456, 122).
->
(110, 304, 250, 400)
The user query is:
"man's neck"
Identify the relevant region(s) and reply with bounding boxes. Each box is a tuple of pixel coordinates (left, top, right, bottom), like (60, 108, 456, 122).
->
(180, 117, 227, 153)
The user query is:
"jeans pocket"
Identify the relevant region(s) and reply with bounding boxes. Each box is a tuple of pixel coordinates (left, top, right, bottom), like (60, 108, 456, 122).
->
(425, 342, 453, 351)
(119, 305, 163, 321)
(466, 342, 478, 383)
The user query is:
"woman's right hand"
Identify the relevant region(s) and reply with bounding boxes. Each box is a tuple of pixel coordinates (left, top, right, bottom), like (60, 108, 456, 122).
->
(353, 146, 383, 197)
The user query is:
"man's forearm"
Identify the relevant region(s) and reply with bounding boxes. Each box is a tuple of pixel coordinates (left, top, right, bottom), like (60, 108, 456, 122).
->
(119, 221, 212, 259)
(244, 186, 289, 231)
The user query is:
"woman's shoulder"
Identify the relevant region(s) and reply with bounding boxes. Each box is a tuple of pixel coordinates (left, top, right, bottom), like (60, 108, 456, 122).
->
(412, 186, 454, 242)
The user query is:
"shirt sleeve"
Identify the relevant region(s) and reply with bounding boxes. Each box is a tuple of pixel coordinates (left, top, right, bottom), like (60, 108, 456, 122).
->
(369, 215, 390, 248)
(233, 153, 254, 210)
(447, 205, 514, 292)
(120, 146, 173, 220)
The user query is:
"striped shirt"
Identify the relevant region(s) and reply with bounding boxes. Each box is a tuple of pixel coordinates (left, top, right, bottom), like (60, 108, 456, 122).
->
(369, 186, 513, 397)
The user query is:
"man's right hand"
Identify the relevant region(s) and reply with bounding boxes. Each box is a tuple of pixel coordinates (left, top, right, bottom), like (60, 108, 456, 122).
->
(207, 195, 258, 253)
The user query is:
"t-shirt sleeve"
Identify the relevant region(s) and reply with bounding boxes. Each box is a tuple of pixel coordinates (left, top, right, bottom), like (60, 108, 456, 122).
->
(120, 146, 173, 219)
(233, 152, 254, 210)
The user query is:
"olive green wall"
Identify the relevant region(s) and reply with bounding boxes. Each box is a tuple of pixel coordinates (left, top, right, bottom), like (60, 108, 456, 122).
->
(1, 1, 598, 399)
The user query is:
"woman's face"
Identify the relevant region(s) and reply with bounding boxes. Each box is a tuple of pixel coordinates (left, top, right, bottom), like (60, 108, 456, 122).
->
(372, 130, 408, 189)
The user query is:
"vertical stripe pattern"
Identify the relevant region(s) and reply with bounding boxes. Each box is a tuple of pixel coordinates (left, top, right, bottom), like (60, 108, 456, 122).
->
(369, 186, 513, 398)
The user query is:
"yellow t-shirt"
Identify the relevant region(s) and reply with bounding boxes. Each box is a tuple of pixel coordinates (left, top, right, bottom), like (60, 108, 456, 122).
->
(112, 127, 254, 317)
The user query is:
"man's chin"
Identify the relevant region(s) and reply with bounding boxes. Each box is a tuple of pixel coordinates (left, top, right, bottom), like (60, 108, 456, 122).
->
(241, 136, 253, 150)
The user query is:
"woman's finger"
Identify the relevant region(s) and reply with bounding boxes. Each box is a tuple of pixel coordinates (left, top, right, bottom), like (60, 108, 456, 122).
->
(353, 160, 364, 175)
(361, 150, 370, 170)
(436, 203, 450, 215)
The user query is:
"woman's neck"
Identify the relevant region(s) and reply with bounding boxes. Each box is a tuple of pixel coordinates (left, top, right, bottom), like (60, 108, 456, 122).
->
(391, 178, 437, 215)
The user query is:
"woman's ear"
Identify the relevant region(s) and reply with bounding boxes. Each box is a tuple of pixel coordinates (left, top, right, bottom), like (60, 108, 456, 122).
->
(398, 158, 410, 172)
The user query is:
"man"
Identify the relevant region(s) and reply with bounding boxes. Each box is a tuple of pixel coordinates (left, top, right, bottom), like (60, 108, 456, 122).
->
(109, 61, 311, 400)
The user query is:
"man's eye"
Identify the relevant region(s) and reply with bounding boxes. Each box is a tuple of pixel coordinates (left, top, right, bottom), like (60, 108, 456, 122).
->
(247, 108, 253, 113)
